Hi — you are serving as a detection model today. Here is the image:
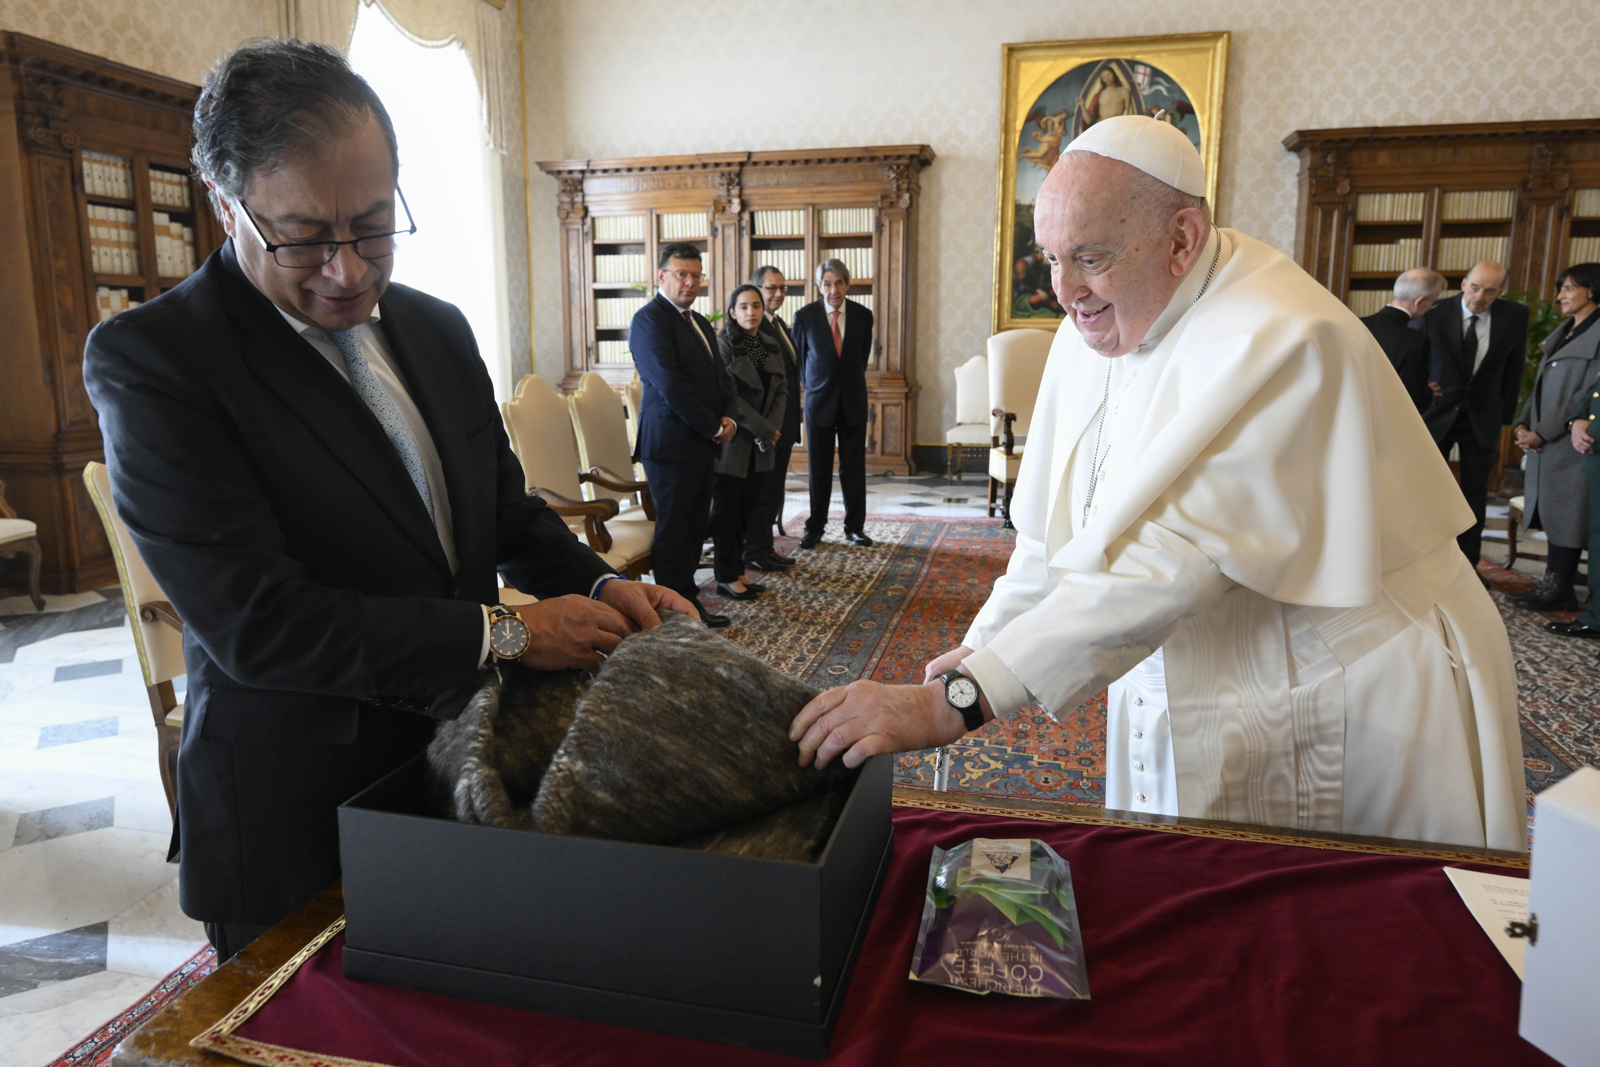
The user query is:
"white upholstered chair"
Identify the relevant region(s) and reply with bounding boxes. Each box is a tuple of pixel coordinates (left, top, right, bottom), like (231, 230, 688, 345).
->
(569, 372, 656, 520)
(502, 374, 652, 579)
(83, 462, 182, 816)
(622, 373, 644, 476)
(943, 354, 989, 484)
(0, 480, 43, 612)
(986, 329, 1052, 527)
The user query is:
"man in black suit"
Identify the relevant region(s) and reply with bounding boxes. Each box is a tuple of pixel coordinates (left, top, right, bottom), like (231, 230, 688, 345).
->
(1362, 267, 1442, 415)
(742, 265, 800, 571)
(793, 258, 873, 549)
(629, 242, 737, 626)
(81, 40, 688, 961)
(1421, 260, 1530, 564)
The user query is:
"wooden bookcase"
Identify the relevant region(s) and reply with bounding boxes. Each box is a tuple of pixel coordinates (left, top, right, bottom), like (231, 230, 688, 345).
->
(0, 34, 221, 593)
(1283, 119, 1600, 314)
(536, 146, 935, 475)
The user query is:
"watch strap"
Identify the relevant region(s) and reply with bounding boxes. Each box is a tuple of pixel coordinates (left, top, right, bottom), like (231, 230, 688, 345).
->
(939, 669, 985, 732)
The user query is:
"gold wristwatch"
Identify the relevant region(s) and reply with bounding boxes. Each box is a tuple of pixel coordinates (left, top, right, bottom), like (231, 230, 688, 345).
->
(487, 605, 531, 662)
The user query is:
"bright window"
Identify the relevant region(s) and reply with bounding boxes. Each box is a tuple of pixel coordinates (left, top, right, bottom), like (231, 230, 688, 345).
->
(348, 3, 510, 397)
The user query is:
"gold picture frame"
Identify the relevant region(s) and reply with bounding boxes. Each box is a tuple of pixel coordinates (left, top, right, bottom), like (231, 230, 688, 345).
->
(992, 32, 1230, 333)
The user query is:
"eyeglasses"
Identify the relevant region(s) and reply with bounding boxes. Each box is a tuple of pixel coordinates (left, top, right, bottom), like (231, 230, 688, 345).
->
(757, 284, 785, 293)
(236, 188, 417, 268)
(663, 269, 702, 282)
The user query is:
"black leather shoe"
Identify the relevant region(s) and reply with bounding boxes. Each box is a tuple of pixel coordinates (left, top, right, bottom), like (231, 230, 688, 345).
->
(799, 532, 823, 550)
(1511, 573, 1579, 613)
(697, 607, 731, 628)
(745, 553, 791, 571)
(740, 580, 767, 593)
(1545, 621, 1600, 639)
(716, 581, 759, 601)
(767, 551, 797, 566)
(844, 531, 875, 547)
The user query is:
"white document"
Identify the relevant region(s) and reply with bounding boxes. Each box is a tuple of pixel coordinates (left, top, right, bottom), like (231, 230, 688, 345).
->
(1443, 866, 1531, 978)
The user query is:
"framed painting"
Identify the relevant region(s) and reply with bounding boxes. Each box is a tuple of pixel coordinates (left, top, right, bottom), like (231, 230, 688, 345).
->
(992, 32, 1230, 333)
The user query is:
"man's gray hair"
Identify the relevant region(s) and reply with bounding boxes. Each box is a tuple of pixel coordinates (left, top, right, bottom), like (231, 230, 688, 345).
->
(751, 265, 783, 285)
(1393, 268, 1446, 304)
(1058, 149, 1211, 226)
(192, 38, 399, 208)
(815, 258, 850, 286)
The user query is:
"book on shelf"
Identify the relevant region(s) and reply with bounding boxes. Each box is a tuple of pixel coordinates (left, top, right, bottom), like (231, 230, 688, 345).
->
(818, 207, 875, 235)
(779, 294, 805, 323)
(658, 212, 709, 240)
(825, 245, 873, 281)
(1440, 190, 1515, 222)
(87, 204, 141, 275)
(752, 247, 807, 284)
(1574, 189, 1600, 219)
(593, 215, 647, 242)
(1353, 191, 1425, 223)
(148, 167, 192, 209)
(1436, 235, 1510, 272)
(1568, 236, 1600, 264)
(691, 294, 711, 316)
(81, 150, 134, 199)
(853, 293, 873, 313)
(95, 285, 140, 322)
(151, 211, 197, 278)
(1345, 289, 1390, 318)
(1348, 236, 1422, 274)
(753, 209, 805, 237)
(593, 253, 649, 284)
(596, 339, 631, 364)
(593, 294, 649, 329)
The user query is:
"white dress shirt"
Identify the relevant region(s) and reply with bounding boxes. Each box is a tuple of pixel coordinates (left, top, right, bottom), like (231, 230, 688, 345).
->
(1460, 299, 1491, 375)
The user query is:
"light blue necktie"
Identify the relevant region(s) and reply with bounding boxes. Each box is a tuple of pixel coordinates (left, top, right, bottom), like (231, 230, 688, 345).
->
(328, 326, 436, 523)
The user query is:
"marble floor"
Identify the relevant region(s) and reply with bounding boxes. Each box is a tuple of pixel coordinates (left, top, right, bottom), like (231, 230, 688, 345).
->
(0, 602, 205, 1067)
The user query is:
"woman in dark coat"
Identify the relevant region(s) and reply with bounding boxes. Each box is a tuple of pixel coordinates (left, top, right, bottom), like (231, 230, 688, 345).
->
(1512, 262, 1600, 611)
(711, 284, 787, 600)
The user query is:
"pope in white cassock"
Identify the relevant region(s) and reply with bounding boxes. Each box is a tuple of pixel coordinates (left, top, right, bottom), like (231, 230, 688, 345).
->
(788, 116, 1527, 853)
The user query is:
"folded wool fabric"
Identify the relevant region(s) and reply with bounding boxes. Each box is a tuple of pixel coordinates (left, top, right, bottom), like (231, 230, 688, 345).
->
(425, 612, 855, 859)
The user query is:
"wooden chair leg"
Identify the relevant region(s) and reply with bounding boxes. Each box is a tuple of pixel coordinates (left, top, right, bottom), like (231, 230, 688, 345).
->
(8, 537, 44, 611)
(946, 444, 955, 485)
(1002, 479, 1016, 530)
(156, 723, 179, 819)
(987, 476, 998, 518)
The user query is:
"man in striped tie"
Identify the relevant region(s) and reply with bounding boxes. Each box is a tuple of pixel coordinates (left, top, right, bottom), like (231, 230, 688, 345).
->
(792, 258, 874, 549)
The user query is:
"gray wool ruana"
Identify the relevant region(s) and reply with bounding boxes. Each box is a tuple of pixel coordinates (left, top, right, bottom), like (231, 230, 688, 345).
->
(425, 611, 856, 861)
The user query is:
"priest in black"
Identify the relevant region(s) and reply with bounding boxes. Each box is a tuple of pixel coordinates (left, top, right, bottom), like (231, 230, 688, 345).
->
(82, 40, 687, 961)
(793, 258, 873, 549)
(1361, 267, 1442, 416)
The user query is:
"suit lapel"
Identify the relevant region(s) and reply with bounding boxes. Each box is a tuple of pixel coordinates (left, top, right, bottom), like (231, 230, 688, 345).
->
(220, 251, 450, 574)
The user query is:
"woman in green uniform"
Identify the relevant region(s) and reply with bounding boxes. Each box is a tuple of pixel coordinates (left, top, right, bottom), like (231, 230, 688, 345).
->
(1547, 383, 1600, 638)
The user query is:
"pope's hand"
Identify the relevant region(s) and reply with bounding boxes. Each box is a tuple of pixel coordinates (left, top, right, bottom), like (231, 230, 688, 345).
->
(789, 680, 967, 769)
(923, 645, 974, 683)
(1573, 419, 1596, 455)
(513, 596, 631, 672)
(596, 579, 696, 632)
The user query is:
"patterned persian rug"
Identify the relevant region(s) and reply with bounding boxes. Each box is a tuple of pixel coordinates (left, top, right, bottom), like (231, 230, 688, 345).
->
(705, 516, 1597, 809)
(44, 946, 215, 1067)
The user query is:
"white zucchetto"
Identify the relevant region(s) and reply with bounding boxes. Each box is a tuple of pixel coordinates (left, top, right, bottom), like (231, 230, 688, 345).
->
(1065, 115, 1206, 197)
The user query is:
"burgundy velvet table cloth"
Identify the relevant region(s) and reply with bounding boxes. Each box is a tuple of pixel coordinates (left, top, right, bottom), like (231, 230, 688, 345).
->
(201, 806, 1555, 1067)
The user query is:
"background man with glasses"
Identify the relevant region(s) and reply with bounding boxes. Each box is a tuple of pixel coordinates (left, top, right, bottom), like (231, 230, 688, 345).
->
(83, 39, 688, 961)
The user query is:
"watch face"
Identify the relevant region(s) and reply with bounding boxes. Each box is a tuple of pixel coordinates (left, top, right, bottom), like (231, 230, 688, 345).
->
(490, 616, 529, 659)
(946, 676, 978, 709)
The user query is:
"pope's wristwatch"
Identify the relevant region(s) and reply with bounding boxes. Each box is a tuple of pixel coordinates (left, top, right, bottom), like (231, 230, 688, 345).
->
(487, 605, 531, 662)
(938, 669, 984, 732)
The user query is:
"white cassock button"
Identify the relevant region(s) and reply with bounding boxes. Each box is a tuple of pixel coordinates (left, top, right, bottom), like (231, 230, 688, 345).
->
(1132, 729, 1143, 740)
(1137, 792, 1148, 803)
(1133, 760, 1144, 772)
(1134, 696, 1144, 707)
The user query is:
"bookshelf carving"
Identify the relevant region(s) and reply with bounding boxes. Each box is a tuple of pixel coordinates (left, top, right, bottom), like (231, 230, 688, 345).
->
(0, 34, 221, 593)
(536, 146, 935, 476)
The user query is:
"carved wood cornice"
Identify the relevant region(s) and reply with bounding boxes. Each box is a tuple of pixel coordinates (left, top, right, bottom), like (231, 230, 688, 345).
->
(1283, 118, 1600, 153)
(537, 146, 937, 192)
(2, 33, 199, 112)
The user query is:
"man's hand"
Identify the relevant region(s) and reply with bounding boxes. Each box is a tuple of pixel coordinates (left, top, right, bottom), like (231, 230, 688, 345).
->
(789, 680, 967, 769)
(1514, 426, 1544, 453)
(923, 645, 974, 683)
(1573, 418, 1596, 455)
(597, 579, 695, 631)
(512, 595, 631, 672)
(1429, 380, 1443, 397)
(713, 417, 737, 444)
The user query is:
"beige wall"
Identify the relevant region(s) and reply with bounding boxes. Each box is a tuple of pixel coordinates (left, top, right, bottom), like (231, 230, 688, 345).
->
(522, 0, 1600, 446)
(0, 0, 272, 85)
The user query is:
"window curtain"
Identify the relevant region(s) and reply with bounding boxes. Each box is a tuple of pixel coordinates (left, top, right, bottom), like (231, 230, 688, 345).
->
(278, 0, 513, 152)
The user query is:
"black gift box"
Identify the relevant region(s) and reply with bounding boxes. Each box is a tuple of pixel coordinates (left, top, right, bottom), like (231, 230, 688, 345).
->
(336, 752, 893, 1060)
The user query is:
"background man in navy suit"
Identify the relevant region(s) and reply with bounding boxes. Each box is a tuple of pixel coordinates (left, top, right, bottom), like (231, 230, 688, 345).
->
(82, 40, 688, 961)
(743, 265, 801, 571)
(792, 258, 873, 549)
(1421, 260, 1530, 564)
(1361, 267, 1442, 416)
(629, 242, 737, 626)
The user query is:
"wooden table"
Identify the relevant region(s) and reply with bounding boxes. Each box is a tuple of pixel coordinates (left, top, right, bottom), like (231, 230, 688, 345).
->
(111, 788, 1528, 1067)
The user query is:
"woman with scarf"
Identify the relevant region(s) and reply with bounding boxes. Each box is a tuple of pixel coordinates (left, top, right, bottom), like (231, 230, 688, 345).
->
(712, 284, 787, 601)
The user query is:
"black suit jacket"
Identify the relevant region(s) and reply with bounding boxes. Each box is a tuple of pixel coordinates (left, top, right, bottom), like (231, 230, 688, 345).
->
(792, 299, 871, 428)
(759, 312, 803, 440)
(82, 242, 612, 926)
(629, 293, 724, 463)
(1421, 294, 1530, 449)
(1361, 305, 1433, 414)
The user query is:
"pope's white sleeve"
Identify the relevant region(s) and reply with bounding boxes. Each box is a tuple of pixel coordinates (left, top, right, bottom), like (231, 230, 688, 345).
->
(961, 531, 1055, 651)
(963, 519, 1229, 720)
